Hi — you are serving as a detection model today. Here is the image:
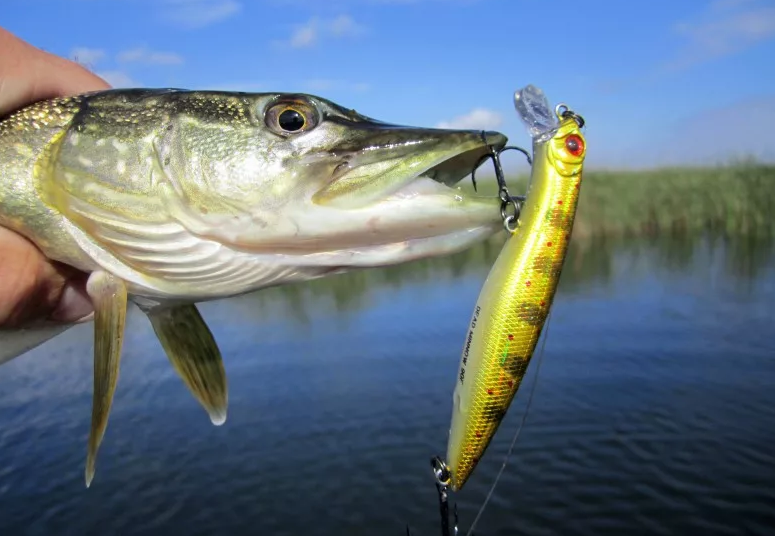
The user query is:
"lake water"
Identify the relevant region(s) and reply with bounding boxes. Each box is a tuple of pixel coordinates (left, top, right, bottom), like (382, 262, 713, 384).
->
(1, 233, 774, 536)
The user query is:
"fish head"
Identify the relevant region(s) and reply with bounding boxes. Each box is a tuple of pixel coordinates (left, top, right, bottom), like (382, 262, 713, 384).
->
(163, 91, 507, 259)
(29, 89, 508, 298)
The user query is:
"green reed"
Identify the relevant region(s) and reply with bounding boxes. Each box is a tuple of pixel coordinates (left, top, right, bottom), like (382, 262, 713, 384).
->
(464, 160, 775, 238)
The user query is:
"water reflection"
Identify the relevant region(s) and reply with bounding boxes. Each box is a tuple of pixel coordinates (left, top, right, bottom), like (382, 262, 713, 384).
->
(230, 231, 775, 325)
(723, 233, 775, 281)
(1, 228, 774, 536)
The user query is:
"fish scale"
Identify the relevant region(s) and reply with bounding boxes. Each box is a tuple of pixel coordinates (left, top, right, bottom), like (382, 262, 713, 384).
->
(1, 87, 509, 487)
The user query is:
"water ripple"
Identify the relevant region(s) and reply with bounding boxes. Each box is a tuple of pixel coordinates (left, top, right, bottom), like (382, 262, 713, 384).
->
(1, 238, 774, 535)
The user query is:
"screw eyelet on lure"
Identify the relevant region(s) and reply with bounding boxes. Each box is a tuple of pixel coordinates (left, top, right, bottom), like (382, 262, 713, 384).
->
(555, 103, 585, 128)
(431, 456, 451, 486)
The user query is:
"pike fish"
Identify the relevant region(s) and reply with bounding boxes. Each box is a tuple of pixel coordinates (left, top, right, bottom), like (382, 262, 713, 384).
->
(441, 85, 587, 491)
(0, 88, 508, 486)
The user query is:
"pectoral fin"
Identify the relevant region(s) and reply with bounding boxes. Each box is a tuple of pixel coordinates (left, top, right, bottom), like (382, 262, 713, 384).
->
(84, 271, 128, 488)
(147, 305, 228, 426)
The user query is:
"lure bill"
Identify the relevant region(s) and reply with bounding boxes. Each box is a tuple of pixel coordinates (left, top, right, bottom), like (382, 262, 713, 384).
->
(439, 85, 587, 492)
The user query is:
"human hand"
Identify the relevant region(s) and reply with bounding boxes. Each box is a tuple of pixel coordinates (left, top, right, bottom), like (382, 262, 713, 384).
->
(0, 27, 110, 328)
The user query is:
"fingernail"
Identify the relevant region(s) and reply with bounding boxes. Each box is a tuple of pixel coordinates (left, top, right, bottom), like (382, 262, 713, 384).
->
(51, 281, 94, 323)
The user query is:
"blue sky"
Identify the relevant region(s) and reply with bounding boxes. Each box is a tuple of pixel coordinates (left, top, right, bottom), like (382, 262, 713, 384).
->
(4, 0, 775, 169)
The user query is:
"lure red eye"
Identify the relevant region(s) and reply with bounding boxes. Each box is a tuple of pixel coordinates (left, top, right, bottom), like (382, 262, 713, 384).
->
(565, 134, 584, 156)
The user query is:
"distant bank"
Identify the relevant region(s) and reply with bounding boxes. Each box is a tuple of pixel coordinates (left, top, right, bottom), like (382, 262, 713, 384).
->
(463, 161, 775, 238)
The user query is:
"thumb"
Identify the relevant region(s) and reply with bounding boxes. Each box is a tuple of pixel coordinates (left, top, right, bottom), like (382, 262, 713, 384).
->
(0, 27, 110, 117)
(0, 227, 93, 328)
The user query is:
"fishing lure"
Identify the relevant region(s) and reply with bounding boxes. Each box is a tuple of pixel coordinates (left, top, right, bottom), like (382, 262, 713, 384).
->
(434, 84, 587, 495)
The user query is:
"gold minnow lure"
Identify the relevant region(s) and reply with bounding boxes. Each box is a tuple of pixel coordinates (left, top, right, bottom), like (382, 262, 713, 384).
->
(436, 85, 587, 492)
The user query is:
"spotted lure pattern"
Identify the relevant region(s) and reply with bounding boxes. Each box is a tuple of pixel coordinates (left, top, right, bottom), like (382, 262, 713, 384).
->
(444, 87, 587, 491)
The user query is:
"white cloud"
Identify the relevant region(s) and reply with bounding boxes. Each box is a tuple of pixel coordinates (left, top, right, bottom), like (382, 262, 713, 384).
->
(649, 93, 775, 166)
(600, 1, 775, 93)
(195, 79, 368, 93)
(667, 1, 775, 70)
(208, 81, 271, 92)
(303, 79, 370, 92)
(276, 14, 367, 49)
(709, 0, 757, 12)
(435, 108, 503, 130)
(97, 71, 139, 88)
(586, 93, 775, 169)
(117, 47, 184, 65)
(367, 0, 479, 3)
(303, 79, 337, 91)
(328, 14, 365, 36)
(290, 23, 317, 48)
(269, 0, 480, 4)
(160, 0, 241, 29)
(70, 47, 106, 67)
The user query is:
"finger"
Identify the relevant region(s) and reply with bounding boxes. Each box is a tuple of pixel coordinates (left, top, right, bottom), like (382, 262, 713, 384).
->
(0, 27, 104, 328)
(0, 27, 110, 116)
(0, 227, 93, 328)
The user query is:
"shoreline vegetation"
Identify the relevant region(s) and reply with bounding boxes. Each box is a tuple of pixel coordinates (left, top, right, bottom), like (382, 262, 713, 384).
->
(460, 160, 775, 239)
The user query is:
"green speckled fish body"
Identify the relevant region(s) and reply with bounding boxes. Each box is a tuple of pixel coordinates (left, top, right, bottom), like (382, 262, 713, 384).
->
(0, 88, 508, 486)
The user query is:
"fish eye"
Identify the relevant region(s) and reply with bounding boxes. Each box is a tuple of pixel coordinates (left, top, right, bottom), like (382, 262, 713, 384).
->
(278, 109, 305, 131)
(565, 134, 584, 157)
(265, 99, 319, 135)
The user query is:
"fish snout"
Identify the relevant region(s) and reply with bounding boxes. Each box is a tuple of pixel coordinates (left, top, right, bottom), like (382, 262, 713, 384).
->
(479, 130, 508, 152)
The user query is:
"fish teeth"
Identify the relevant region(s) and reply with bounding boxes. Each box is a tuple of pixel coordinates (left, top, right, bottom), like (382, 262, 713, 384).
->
(390, 176, 452, 199)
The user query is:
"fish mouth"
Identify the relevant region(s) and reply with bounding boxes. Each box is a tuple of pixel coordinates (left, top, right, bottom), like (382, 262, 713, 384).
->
(312, 129, 507, 209)
(388, 142, 500, 200)
(184, 120, 509, 262)
(272, 128, 509, 259)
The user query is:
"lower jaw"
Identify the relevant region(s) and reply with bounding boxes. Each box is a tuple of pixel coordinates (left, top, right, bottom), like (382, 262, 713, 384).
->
(341, 224, 501, 267)
(259, 224, 502, 268)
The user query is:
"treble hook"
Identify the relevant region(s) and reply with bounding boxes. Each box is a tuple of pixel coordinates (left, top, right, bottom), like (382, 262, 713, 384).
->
(473, 132, 531, 195)
(473, 132, 532, 232)
(428, 456, 457, 536)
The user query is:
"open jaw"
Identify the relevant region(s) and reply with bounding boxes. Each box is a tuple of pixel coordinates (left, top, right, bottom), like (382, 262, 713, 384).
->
(175, 132, 509, 269)
(281, 140, 508, 265)
(388, 143, 495, 200)
(314, 134, 505, 208)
